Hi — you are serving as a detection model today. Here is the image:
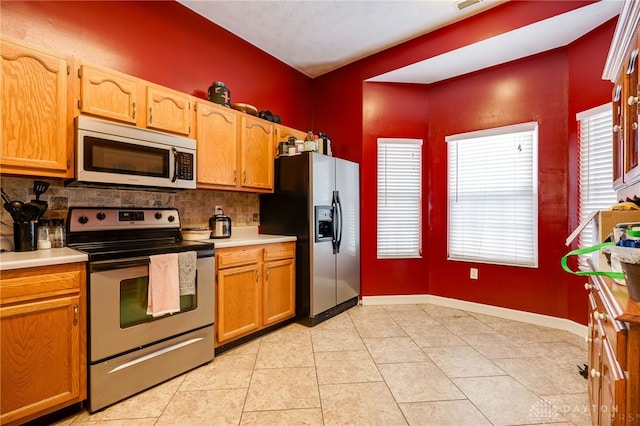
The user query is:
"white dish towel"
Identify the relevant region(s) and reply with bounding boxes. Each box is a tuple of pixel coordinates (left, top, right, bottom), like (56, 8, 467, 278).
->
(147, 253, 180, 317)
(179, 251, 197, 296)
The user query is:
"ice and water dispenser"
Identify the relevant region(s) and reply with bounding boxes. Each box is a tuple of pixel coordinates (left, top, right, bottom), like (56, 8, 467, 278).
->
(315, 206, 333, 242)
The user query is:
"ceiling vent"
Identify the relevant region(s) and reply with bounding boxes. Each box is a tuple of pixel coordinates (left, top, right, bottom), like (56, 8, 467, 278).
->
(456, 0, 483, 11)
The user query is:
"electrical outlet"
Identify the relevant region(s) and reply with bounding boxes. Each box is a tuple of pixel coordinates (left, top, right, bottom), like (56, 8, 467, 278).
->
(470, 268, 478, 280)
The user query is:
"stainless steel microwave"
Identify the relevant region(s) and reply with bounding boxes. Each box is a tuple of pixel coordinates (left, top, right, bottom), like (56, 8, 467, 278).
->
(70, 116, 196, 190)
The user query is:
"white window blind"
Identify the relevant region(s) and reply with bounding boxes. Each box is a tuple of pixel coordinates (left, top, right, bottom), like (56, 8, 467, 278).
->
(447, 123, 538, 267)
(377, 138, 422, 259)
(577, 104, 617, 252)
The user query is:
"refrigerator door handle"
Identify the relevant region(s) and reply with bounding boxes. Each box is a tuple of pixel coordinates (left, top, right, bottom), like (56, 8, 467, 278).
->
(335, 191, 343, 253)
(331, 191, 338, 254)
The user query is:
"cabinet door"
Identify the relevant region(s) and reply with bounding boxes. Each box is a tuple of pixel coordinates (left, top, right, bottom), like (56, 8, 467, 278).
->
(624, 48, 640, 185)
(263, 258, 295, 326)
(1, 38, 72, 177)
(600, 340, 626, 426)
(216, 264, 261, 344)
(274, 124, 307, 158)
(240, 116, 274, 190)
(79, 64, 138, 124)
(0, 296, 82, 425)
(146, 86, 192, 136)
(587, 294, 601, 426)
(613, 83, 625, 189)
(195, 102, 238, 188)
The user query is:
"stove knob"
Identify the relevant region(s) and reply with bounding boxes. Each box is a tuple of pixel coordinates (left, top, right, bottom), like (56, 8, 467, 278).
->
(97, 212, 106, 220)
(155, 212, 163, 220)
(168, 215, 175, 223)
(78, 215, 89, 224)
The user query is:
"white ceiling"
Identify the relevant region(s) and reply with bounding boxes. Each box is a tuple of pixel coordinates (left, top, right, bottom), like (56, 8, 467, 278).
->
(177, 0, 622, 82)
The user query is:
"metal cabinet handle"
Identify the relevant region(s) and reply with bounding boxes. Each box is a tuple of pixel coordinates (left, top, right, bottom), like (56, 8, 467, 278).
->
(73, 303, 79, 326)
(590, 368, 600, 378)
(132, 102, 136, 120)
(149, 106, 153, 123)
(628, 95, 638, 106)
(613, 124, 622, 133)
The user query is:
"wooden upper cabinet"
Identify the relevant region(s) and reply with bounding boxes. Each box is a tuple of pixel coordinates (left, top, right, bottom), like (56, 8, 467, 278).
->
(146, 85, 192, 136)
(240, 115, 273, 190)
(604, 5, 640, 191)
(195, 102, 238, 188)
(623, 46, 640, 185)
(274, 124, 307, 158)
(0, 37, 73, 178)
(78, 64, 138, 125)
(77, 62, 193, 137)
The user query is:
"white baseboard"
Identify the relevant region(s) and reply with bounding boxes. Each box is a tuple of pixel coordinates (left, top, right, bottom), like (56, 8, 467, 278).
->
(361, 294, 587, 337)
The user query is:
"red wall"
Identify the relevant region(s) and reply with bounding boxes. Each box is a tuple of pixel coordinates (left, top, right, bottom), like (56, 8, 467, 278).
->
(361, 83, 429, 295)
(0, 1, 313, 131)
(314, 1, 615, 324)
(566, 19, 619, 322)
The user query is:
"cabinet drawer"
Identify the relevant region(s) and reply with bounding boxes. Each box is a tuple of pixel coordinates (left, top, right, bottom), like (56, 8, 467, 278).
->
(217, 248, 261, 269)
(264, 242, 295, 261)
(0, 263, 84, 305)
(590, 288, 628, 368)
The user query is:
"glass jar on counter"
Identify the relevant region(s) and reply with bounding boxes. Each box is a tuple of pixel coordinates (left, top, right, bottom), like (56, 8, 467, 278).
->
(37, 219, 51, 249)
(51, 218, 65, 248)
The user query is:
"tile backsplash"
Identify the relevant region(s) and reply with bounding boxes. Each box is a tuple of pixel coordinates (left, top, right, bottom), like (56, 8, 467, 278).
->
(1, 176, 259, 236)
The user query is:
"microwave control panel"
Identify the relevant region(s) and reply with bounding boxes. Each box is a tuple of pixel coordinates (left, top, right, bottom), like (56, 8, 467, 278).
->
(175, 152, 194, 180)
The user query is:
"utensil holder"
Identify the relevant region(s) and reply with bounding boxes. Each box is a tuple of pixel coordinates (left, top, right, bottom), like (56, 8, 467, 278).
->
(13, 221, 38, 252)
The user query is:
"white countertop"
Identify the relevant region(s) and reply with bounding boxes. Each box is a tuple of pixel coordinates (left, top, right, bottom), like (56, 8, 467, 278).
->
(0, 227, 295, 271)
(206, 226, 296, 248)
(0, 247, 88, 271)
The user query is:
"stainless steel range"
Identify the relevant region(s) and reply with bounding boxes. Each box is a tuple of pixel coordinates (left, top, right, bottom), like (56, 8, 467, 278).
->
(66, 207, 215, 412)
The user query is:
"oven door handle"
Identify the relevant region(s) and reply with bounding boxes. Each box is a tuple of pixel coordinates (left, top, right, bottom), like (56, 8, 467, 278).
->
(90, 256, 150, 272)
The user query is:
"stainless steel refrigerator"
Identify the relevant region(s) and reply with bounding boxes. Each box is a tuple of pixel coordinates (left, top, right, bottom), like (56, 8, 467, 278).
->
(260, 152, 360, 326)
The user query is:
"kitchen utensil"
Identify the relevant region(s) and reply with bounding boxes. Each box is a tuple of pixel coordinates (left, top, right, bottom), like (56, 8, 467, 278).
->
(1, 188, 12, 205)
(20, 202, 42, 222)
(5, 200, 24, 222)
(29, 180, 49, 219)
(33, 180, 50, 201)
(3, 202, 21, 222)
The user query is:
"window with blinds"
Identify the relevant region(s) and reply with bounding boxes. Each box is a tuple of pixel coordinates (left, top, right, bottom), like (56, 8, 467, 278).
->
(577, 104, 617, 254)
(377, 138, 422, 259)
(446, 123, 538, 267)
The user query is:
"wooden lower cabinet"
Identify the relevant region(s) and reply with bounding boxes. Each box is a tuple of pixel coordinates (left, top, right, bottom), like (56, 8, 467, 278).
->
(0, 262, 86, 426)
(215, 242, 295, 347)
(586, 270, 640, 425)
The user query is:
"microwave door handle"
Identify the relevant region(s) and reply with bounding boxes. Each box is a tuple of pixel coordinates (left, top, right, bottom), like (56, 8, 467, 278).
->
(171, 147, 178, 182)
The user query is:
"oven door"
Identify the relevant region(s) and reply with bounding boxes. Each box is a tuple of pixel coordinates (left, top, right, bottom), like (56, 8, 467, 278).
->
(88, 252, 214, 362)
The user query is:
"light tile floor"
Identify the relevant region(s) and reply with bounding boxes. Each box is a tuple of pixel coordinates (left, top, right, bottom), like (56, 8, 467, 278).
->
(55, 304, 591, 425)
